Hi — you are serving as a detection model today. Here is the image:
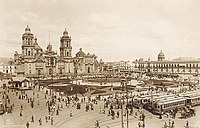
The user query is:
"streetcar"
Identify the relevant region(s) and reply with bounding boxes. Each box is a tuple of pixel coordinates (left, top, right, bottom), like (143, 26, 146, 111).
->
(152, 97, 186, 114)
(185, 94, 200, 106)
(133, 94, 159, 108)
(151, 94, 176, 102)
(180, 90, 200, 106)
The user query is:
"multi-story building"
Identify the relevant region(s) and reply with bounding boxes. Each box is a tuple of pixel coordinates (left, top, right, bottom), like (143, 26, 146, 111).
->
(0, 58, 15, 74)
(14, 25, 100, 78)
(103, 61, 137, 74)
(135, 51, 200, 74)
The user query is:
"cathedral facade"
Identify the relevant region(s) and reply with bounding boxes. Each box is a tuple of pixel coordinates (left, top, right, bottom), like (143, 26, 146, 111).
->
(14, 25, 100, 78)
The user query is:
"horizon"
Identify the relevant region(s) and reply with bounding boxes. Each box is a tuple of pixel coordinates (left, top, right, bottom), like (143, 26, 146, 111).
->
(0, 0, 200, 62)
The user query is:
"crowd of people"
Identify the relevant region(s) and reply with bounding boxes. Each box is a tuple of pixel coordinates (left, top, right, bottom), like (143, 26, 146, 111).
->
(0, 74, 198, 128)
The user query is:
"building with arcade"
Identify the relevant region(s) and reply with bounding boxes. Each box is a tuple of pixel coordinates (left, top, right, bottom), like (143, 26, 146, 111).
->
(134, 50, 200, 74)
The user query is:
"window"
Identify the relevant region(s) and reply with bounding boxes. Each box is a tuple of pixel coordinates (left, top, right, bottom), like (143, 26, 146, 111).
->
(38, 70, 41, 75)
(31, 49, 33, 55)
(28, 39, 30, 45)
(60, 69, 62, 74)
(28, 51, 30, 56)
(49, 68, 53, 75)
(67, 52, 69, 57)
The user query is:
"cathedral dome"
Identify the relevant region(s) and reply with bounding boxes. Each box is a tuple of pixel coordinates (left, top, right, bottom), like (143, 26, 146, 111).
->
(63, 29, 68, 35)
(76, 48, 86, 57)
(158, 50, 165, 61)
(25, 25, 31, 33)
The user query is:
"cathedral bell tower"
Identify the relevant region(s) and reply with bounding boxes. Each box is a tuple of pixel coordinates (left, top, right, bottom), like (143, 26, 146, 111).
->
(59, 29, 72, 58)
(21, 25, 35, 58)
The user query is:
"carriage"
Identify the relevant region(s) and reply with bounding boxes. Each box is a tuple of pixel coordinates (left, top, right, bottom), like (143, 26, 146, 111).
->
(180, 107, 196, 118)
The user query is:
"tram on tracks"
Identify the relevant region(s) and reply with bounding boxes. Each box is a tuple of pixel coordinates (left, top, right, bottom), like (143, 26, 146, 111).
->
(133, 94, 159, 108)
(151, 90, 200, 114)
(152, 97, 186, 114)
(182, 90, 200, 107)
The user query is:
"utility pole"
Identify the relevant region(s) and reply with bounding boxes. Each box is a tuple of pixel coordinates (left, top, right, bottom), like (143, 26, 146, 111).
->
(4, 84, 7, 113)
(126, 79, 129, 128)
(121, 96, 124, 128)
(51, 56, 54, 99)
(121, 80, 124, 128)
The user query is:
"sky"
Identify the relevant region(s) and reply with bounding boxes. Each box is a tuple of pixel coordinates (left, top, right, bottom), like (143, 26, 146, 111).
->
(0, 0, 200, 61)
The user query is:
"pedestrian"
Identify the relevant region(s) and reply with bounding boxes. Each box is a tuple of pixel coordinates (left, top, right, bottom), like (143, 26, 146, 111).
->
(51, 117, 53, 125)
(96, 120, 100, 128)
(56, 109, 59, 115)
(135, 111, 137, 117)
(186, 120, 189, 127)
(70, 110, 73, 117)
(26, 122, 30, 128)
(117, 111, 119, 118)
(39, 118, 42, 125)
(21, 105, 23, 110)
(164, 122, 167, 128)
(31, 115, 34, 122)
(20, 111, 22, 116)
(172, 121, 174, 127)
(48, 114, 51, 120)
(45, 116, 48, 123)
(138, 122, 141, 128)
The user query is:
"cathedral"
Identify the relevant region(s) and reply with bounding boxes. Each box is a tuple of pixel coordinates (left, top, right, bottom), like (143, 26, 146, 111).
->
(13, 25, 100, 78)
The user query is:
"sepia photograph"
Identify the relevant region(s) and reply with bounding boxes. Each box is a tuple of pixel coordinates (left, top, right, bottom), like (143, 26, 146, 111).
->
(0, 0, 200, 128)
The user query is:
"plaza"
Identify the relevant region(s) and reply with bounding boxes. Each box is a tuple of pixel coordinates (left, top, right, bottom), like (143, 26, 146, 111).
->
(0, 74, 200, 128)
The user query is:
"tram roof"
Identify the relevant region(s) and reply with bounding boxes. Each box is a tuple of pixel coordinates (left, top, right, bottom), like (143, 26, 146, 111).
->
(180, 90, 200, 97)
(156, 97, 186, 105)
(152, 94, 176, 100)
